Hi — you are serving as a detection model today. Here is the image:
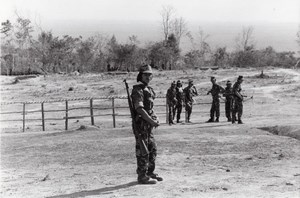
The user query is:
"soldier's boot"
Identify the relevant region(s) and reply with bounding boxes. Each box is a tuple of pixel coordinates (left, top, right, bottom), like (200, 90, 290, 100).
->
(238, 119, 244, 124)
(207, 117, 214, 123)
(138, 174, 157, 184)
(215, 117, 219, 122)
(147, 172, 163, 181)
(232, 116, 236, 124)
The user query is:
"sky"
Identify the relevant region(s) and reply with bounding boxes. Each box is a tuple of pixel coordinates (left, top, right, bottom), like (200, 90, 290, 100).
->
(0, 0, 299, 52)
(1, 0, 299, 23)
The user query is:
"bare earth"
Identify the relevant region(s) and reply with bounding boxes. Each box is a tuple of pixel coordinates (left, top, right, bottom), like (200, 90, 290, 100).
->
(1, 67, 300, 198)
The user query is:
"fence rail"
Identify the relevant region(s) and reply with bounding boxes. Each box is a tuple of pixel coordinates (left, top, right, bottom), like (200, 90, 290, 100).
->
(0, 95, 224, 132)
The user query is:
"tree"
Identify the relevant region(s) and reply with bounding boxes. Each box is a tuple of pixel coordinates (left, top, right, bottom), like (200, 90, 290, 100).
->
(184, 50, 202, 68)
(172, 17, 189, 45)
(14, 16, 33, 49)
(106, 35, 119, 70)
(1, 20, 13, 37)
(232, 26, 257, 67)
(235, 26, 255, 52)
(185, 28, 211, 67)
(1, 20, 15, 75)
(31, 31, 54, 71)
(160, 5, 175, 41)
(90, 33, 109, 72)
(0, 15, 34, 74)
(165, 33, 180, 69)
(77, 37, 95, 72)
(147, 33, 180, 70)
(213, 47, 229, 66)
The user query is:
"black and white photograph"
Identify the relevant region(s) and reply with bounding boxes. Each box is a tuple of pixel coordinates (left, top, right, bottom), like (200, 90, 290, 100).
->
(1, 0, 300, 197)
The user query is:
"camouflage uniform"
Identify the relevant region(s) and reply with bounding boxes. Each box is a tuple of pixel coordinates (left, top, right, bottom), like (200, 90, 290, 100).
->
(232, 76, 244, 124)
(131, 83, 158, 180)
(175, 80, 184, 123)
(207, 83, 224, 122)
(223, 81, 233, 121)
(166, 82, 177, 124)
(183, 80, 198, 122)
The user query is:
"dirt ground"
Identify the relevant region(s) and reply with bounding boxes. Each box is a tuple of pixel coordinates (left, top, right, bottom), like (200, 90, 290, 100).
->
(0, 67, 300, 198)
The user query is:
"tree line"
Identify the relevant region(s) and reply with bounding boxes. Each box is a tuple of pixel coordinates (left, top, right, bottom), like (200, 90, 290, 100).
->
(1, 7, 299, 75)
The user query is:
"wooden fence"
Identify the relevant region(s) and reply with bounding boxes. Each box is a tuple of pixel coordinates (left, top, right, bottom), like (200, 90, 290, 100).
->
(0, 96, 223, 132)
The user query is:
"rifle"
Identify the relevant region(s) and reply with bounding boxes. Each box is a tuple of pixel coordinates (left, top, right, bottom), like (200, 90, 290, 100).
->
(242, 95, 254, 102)
(124, 80, 149, 156)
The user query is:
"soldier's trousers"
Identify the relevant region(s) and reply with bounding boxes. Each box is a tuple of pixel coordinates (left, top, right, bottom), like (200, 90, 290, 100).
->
(168, 104, 176, 123)
(210, 99, 220, 118)
(175, 103, 183, 122)
(135, 131, 157, 176)
(185, 102, 193, 121)
(225, 98, 232, 119)
(232, 99, 243, 120)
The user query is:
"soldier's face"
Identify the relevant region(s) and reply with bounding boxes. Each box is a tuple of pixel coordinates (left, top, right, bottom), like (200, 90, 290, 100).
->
(142, 73, 152, 84)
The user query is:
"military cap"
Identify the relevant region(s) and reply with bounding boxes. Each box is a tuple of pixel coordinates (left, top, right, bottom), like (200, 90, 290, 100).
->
(238, 75, 243, 80)
(211, 76, 216, 80)
(139, 65, 153, 74)
(171, 81, 176, 85)
(177, 80, 181, 84)
(226, 80, 232, 85)
(188, 79, 193, 84)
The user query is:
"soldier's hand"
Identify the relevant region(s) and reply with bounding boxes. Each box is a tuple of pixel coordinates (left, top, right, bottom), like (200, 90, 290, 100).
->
(150, 119, 160, 128)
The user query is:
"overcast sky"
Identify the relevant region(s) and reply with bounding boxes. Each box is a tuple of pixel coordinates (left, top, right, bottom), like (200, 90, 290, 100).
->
(1, 0, 299, 23)
(1, 0, 299, 53)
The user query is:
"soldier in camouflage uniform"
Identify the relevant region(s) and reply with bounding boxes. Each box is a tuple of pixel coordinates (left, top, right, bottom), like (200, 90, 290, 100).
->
(207, 77, 225, 122)
(232, 75, 244, 124)
(183, 79, 198, 123)
(175, 80, 184, 123)
(223, 80, 233, 122)
(166, 81, 177, 125)
(131, 65, 162, 184)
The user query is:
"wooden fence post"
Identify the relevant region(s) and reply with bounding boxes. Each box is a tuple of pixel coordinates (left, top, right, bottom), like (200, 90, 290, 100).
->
(65, 100, 68, 130)
(22, 103, 26, 132)
(41, 102, 45, 131)
(112, 97, 116, 128)
(90, 98, 94, 125)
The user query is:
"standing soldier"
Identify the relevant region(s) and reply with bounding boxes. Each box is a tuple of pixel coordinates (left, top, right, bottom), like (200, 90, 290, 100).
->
(131, 65, 162, 184)
(183, 79, 198, 123)
(207, 77, 225, 122)
(223, 80, 233, 122)
(166, 81, 177, 125)
(232, 75, 244, 124)
(175, 80, 184, 123)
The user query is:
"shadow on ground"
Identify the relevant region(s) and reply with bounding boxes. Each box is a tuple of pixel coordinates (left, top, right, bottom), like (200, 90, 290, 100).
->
(46, 181, 139, 198)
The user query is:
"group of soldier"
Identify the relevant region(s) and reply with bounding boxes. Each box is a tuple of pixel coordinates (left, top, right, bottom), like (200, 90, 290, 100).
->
(166, 79, 198, 124)
(166, 75, 245, 124)
(129, 65, 245, 184)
